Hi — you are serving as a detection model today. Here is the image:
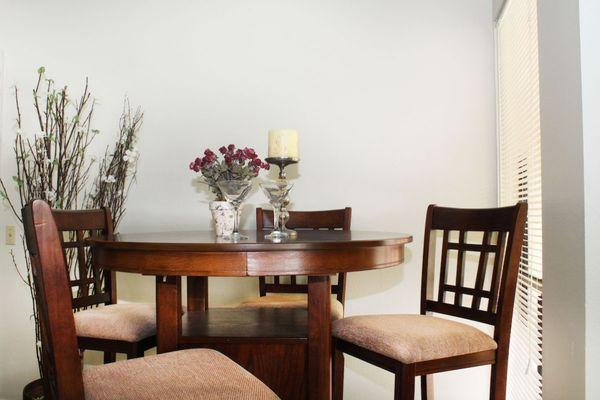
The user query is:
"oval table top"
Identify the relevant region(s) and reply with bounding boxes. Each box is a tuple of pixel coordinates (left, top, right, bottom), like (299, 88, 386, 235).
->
(90, 230, 412, 276)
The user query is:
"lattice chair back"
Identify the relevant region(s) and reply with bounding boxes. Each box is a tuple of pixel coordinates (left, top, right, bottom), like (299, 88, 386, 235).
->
(51, 208, 115, 310)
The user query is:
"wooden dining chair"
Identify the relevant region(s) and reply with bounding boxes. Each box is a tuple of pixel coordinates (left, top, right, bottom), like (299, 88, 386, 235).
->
(51, 207, 155, 362)
(331, 203, 527, 400)
(22, 199, 279, 400)
(239, 207, 351, 320)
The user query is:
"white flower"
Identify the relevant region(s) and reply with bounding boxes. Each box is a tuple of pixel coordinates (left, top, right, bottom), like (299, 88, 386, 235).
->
(101, 175, 116, 184)
(45, 190, 56, 201)
(123, 148, 138, 163)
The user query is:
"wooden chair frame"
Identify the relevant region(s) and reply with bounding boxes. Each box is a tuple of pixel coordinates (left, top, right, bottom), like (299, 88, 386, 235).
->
(23, 200, 90, 399)
(51, 207, 155, 362)
(256, 207, 352, 304)
(332, 203, 528, 400)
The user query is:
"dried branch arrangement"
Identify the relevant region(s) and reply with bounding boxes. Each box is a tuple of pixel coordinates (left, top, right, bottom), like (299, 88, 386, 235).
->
(87, 99, 143, 227)
(0, 67, 143, 378)
(0, 67, 97, 216)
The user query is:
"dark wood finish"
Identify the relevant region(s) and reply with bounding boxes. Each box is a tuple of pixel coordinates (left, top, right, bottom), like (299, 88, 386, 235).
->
(92, 230, 410, 277)
(333, 203, 528, 400)
(22, 379, 44, 400)
(332, 343, 345, 400)
(22, 200, 86, 399)
(257, 208, 352, 231)
(156, 276, 181, 354)
(180, 308, 308, 339)
(308, 275, 332, 400)
(52, 207, 155, 361)
(187, 276, 208, 311)
(256, 207, 351, 303)
(94, 229, 410, 251)
(247, 246, 404, 276)
(394, 364, 415, 400)
(90, 228, 412, 400)
(51, 208, 115, 310)
(179, 308, 308, 399)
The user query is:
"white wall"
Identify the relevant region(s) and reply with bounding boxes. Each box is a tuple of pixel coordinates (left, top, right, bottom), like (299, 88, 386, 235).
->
(0, 1, 496, 399)
(538, 0, 587, 399)
(580, 1, 600, 399)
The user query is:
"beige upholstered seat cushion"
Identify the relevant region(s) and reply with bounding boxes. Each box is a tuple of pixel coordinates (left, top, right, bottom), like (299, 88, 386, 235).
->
(239, 294, 344, 320)
(332, 314, 497, 364)
(84, 348, 279, 400)
(75, 303, 155, 342)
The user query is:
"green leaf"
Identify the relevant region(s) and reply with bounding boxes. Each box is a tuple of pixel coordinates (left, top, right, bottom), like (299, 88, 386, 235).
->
(37, 66, 45, 74)
(12, 176, 23, 187)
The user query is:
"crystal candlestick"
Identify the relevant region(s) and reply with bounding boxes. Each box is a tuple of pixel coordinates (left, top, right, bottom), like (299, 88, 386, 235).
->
(264, 157, 298, 179)
(264, 157, 298, 235)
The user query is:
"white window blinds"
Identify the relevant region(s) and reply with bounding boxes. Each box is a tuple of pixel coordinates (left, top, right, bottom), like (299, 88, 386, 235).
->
(496, 0, 543, 399)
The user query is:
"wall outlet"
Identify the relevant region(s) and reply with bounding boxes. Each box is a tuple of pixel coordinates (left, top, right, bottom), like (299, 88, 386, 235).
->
(6, 225, 16, 245)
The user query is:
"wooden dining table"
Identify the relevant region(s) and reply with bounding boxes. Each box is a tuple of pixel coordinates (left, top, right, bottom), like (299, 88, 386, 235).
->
(90, 229, 412, 400)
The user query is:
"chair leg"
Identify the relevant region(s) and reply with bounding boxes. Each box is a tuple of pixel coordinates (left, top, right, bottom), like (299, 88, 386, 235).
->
(127, 347, 145, 360)
(332, 342, 345, 400)
(490, 354, 508, 400)
(103, 351, 116, 364)
(420, 375, 433, 400)
(394, 364, 415, 400)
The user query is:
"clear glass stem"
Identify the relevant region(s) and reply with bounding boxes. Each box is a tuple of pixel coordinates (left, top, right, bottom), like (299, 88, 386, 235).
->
(233, 205, 240, 235)
(273, 205, 281, 232)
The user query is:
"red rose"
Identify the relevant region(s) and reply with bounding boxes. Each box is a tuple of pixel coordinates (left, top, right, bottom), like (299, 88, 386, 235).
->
(228, 144, 235, 152)
(234, 149, 246, 161)
(219, 146, 227, 154)
(252, 158, 262, 166)
(243, 147, 257, 159)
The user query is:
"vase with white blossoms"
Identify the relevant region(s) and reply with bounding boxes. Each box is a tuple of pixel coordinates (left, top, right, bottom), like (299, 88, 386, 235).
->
(189, 144, 269, 237)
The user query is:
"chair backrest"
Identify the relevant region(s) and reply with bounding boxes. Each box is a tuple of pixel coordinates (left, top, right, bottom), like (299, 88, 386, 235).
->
(256, 207, 352, 303)
(420, 203, 527, 345)
(23, 200, 85, 400)
(52, 208, 115, 310)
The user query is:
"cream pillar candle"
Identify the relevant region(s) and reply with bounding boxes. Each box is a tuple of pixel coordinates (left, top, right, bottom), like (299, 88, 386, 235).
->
(268, 129, 299, 159)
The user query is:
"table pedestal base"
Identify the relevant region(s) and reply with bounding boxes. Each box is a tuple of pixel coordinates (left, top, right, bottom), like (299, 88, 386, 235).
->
(180, 308, 309, 399)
